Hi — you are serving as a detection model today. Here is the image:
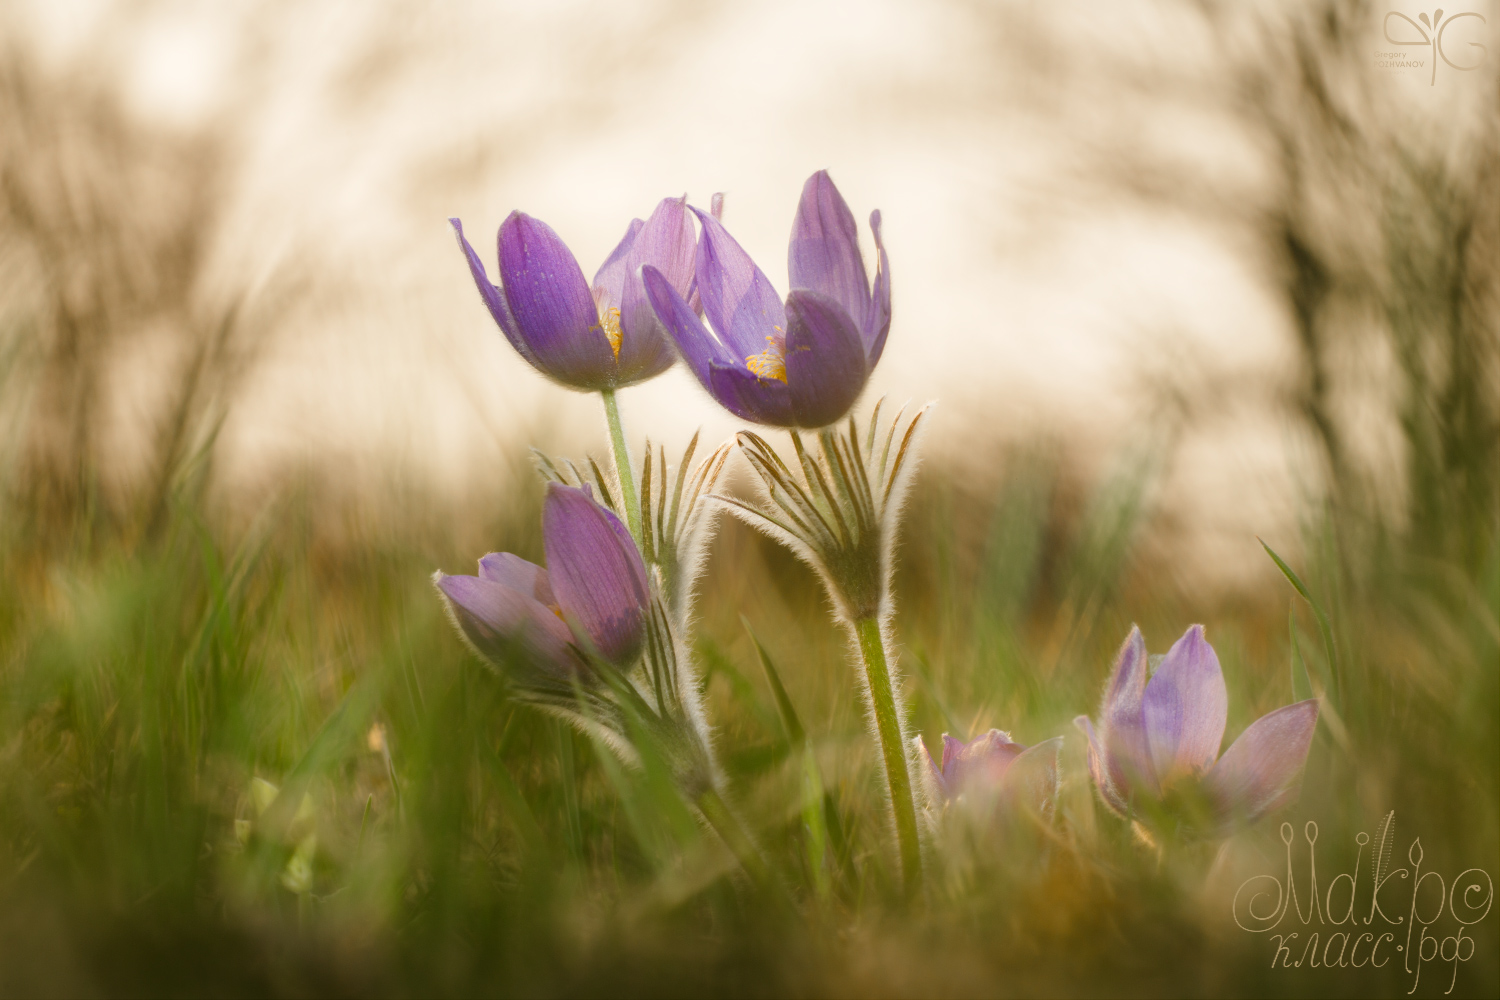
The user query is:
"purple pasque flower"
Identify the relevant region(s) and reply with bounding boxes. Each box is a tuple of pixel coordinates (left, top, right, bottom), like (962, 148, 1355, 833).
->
(450, 195, 696, 390)
(643, 170, 890, 428)
(919, 730, 1062, 811)
(1074, 625, 1319, 833)
(435, 482, 651, 675)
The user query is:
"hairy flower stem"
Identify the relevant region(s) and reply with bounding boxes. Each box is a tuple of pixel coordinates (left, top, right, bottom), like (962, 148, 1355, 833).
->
(696, 785, 770, 886)
(852, 615, 922, 897)
(600, 388, 642, 540)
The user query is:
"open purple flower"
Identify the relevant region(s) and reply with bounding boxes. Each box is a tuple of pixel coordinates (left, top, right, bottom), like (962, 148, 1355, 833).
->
(919, 730, 1062, 813)
(435, 482, 651, 676)
(1074, 625, 1319, 834)
(643, 170, 890, 428)
(451, 196, 696, 390)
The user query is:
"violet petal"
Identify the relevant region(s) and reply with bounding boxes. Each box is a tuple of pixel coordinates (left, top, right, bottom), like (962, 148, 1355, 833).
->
(617, 196, 695, 379)
(591, 217, 643, 316)
(940, 733, 965, 773)
(1100, 626, 1157, 799)
(1003, 736, 1063, 813)
(708, 361, 796, 426)
(944, 729, 1025, 794)
(542, 482, 651, 665)
(627, 198, 695, 300)
(1075, 715, 1128, 816)
(784, 290, 869, 428)
(688, 192, 725, 315)
(643, 264, 732, 388)
(478, 552, 555, 606)
(450, 217, 535, 366)
(788, 170, 871, 334)
(497, 211, 616, 389)
(691, 207, 787, 360)
(866, 209, 892, 365)
(1204, 699, 1319, 827)
(435, 572, 573, 671)
(918, 739, 948, 800)
(1142, 625, 1228, 786)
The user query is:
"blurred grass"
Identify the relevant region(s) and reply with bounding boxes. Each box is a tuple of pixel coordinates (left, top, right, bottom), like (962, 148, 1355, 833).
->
(0, 426, 1493, 995)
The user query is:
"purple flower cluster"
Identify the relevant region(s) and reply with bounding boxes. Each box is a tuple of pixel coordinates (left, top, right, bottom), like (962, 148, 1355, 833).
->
(439, 170, 1324, 867)
(452, 171, 887, 427)
(913, 624, 1319, 833)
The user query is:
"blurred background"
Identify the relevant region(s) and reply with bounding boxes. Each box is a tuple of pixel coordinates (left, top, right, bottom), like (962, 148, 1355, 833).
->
(0, 0, 1495, 996)
(12, 0, 1495, 583)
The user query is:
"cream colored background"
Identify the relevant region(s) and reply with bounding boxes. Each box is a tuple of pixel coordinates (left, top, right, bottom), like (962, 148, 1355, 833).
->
(9, 0, 1492, 587)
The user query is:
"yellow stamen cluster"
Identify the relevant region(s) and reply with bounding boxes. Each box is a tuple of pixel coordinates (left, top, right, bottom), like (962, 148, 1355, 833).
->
(746, 335, 787, 383)
(599, 306, 623, 360)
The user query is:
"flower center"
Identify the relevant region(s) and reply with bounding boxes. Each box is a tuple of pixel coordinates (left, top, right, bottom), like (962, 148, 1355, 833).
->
(746, 331, 787, 383)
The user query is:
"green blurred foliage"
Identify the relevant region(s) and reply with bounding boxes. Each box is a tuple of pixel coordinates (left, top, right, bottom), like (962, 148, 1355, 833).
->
(0, 421, 1491, 995)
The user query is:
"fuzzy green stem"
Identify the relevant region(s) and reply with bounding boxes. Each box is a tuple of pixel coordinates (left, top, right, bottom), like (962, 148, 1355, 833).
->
(852, 615, 922, 897)
(697, 785, 770, 886)
(600, 388, 642, 540)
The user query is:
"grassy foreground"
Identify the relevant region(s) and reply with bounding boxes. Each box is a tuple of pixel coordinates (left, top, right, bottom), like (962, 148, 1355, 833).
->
(0, 438, 1493, 998)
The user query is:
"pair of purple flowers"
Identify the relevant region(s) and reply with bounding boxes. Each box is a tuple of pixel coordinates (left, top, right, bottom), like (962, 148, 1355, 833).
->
(923, 625, 1319, 837)
(450, 171, 888, 428)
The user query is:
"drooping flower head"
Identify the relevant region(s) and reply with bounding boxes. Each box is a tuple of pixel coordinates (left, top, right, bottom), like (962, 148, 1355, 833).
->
(451, 196, 697, 390)
(1074, 625, 1319, 836)
(919, 730, 1062, 815)
(435, 482, 651, 676)
(643, 170, 890, 428)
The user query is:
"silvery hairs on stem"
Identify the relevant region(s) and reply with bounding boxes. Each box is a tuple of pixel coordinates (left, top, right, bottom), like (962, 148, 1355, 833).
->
(718, 400, 931, 893)
(477, 629, 713, 797)
(530, 431, 732, 795)
(717, 399, 930, 625)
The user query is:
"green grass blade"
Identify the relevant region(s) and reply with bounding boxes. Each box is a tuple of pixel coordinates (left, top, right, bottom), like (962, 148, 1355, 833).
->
(741, 618, 830, 899)
(1259, 538, 1341, 704)
(800, 745, 829, 902)
(555, 721, 584, 864)
(742, 618, 804, 747)
(695, 637, 781, 740)
(1288, 606, 1314, 703)
(260, 672, 384, 840)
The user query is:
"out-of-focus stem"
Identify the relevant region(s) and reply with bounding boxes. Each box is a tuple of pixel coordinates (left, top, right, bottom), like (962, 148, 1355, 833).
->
(600, 388, 641, 540)
(696, 785, 769, 886)
(852, 615, 922, 897)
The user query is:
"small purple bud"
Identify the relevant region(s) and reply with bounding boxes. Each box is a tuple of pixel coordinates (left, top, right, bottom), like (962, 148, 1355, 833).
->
(435, 484, 652, 677)
(919, 729, 1061, 817)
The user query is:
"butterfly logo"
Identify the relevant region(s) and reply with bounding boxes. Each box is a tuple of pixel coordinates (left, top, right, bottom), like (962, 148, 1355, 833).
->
(1384, 9, 1488, 84)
